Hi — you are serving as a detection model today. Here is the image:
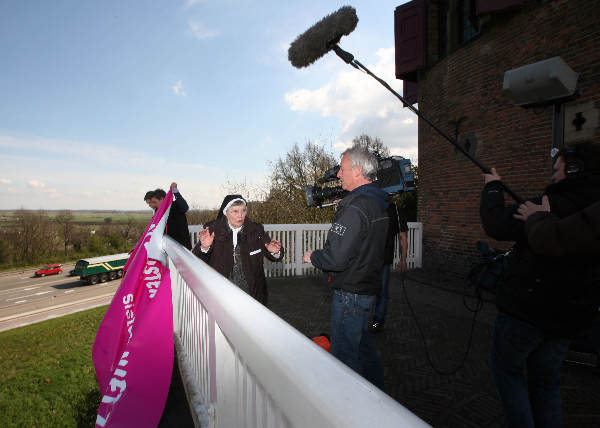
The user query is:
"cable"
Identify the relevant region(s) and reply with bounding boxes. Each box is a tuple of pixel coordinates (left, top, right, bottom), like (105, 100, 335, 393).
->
(400, 273, 483, 375)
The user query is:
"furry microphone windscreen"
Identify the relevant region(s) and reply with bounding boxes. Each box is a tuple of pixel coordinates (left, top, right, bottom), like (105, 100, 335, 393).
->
(288, 6, 358, 69)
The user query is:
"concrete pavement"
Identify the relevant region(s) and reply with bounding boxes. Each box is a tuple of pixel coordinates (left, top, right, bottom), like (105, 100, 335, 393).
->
(0, 264, 119, 332)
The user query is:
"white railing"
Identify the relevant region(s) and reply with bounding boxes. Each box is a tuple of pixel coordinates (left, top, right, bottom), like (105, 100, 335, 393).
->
(189, 222, 423, 277)
(165, 236, 430, 428)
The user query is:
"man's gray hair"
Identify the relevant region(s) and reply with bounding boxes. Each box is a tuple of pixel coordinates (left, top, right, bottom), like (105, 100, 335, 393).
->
(341, 147, 379, 181)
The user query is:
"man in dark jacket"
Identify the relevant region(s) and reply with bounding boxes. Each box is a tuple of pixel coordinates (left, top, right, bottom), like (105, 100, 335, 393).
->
(192, 195, 283, 305)
(480, 142, 600, 428)
(303, 147, 389, 390)
(516, 196, 600, 356)
(515, 196, 600, 257)
(146, 183, 192, 250)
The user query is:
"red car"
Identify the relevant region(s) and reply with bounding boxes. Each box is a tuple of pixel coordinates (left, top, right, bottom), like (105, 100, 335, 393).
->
(35, 264, 63, 277)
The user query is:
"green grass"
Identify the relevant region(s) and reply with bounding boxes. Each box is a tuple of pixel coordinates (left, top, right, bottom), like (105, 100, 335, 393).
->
(0, 306, 108, 428)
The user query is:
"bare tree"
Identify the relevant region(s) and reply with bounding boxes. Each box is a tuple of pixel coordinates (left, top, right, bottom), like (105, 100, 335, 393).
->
(351, 134, 390, 157)
(55, 210, 74, 255)
(261, 141, 338, 223)
(13, 209, 53, 265)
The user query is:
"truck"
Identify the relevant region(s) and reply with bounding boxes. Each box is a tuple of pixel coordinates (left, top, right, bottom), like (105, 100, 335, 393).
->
(73, 253, 130, 285)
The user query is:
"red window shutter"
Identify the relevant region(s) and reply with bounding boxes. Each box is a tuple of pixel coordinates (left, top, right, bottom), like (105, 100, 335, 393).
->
(394, 0, 427, 82)
(476, 0, 522, 15)
(403, 80, 418, 105)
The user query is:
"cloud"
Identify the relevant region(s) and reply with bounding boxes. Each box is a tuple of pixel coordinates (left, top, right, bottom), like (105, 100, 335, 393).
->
(284, 47, 418, 161)
(27, 179, 45, 189)
(0, 178, 11, 184)
(188, 21, 218, 40)
(172, 80, 187, 97)
(0, 135, 268, 210)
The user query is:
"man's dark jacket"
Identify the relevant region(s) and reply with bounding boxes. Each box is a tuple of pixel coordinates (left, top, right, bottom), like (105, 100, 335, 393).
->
(191, 215, 284, 305)
(525, 200, 600, 257)
(311, 183, 389, 295)
(166, 192, 192, 250)
(480, 172, 600, 337)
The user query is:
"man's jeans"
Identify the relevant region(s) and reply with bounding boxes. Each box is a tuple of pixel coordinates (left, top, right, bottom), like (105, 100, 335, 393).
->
(490, 312, 569, 428)
(373, 264, 391, 323)
(330, 289, 386, 391)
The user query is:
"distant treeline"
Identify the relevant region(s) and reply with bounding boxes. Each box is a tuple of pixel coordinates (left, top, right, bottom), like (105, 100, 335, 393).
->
(0, 210, 148, 270)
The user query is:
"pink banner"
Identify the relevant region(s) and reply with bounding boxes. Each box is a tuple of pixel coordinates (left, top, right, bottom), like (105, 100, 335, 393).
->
(93, 191, 175, 428)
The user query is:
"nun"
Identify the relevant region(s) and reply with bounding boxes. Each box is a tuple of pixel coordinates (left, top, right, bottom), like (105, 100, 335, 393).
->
(192, 195, 284, 305)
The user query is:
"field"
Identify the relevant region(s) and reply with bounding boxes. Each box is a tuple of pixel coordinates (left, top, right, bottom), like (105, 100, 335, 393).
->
(0, 306, 108, 427)
(0, 210, 151, 227)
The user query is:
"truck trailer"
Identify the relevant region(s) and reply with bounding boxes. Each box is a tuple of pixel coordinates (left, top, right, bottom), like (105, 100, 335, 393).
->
(73, 253, 129, 284)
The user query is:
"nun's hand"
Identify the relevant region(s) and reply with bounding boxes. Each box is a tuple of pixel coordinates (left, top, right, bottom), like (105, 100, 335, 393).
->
(199, 227, 214, 250)
(303, 251, 312, 264)
(265, 239, 282, 254)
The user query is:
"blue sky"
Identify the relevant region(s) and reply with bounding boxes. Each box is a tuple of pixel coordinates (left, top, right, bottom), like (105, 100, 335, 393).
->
(0, 0, 416, 210)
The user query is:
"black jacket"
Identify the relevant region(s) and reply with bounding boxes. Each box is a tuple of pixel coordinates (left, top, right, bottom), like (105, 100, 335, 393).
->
(311, 183, 389, 295)
(166, 191, 192, 250)
(525, 200, 600, 257)
(192, 215, 284, 305)
(480, 173, 600, 337)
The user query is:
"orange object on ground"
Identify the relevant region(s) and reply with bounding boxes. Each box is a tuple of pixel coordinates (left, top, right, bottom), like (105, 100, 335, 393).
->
(312, 335, 331, 352)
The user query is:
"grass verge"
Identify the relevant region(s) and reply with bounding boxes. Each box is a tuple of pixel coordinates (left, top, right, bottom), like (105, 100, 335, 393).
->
(0, 306, 108, 428)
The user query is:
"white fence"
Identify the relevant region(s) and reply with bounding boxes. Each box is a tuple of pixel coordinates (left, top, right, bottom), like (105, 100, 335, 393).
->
(189, 222, 423, 277)
(165, 236, 430, 428)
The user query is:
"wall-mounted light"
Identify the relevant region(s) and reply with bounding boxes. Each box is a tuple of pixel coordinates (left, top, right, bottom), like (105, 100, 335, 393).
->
(503, 56, 578, 107)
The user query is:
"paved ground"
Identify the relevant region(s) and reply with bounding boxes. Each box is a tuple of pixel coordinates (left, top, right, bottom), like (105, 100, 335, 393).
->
(0, 264, 119, 332)
(161, 269, 597, 428)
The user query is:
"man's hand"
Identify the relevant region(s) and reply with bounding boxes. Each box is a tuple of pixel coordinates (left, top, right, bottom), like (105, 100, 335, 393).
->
(170, 182, 178, 191)
(265, 239, 282, 254)
(199, 227, 214, 250)
(513, 195, 551, 221)
(332, 199, 341, 212)
(303, 250, 312, 264)
(397, 259, 407, 273)
(483, 167, 501, 185)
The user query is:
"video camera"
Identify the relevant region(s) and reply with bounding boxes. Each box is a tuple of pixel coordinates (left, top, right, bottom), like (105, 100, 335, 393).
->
(304, 155, 416, 207)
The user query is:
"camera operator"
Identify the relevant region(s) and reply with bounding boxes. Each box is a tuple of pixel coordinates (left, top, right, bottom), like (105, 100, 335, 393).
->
(303, 147, 389, 391)
(480, 142, 600, 428)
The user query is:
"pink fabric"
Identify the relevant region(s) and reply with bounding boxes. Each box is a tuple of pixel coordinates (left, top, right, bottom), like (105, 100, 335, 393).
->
(93, 191, 174, 428)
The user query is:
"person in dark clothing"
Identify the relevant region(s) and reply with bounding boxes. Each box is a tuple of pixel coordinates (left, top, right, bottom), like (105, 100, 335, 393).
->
(146, 183, 192, 250)
(370, 196, 408, 333)
(303, 147, 389, 391)
(480, 142, 600, 428)
(192, 195, 284, 305)
(514, 196, 600, 257)
(515, 195, 600, 356)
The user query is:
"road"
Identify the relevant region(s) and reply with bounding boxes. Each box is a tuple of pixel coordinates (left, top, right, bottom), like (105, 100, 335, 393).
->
(0, 263, 119, 332)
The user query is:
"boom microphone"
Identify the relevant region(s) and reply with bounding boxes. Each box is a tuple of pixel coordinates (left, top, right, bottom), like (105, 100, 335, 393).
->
(288, 6, 358, 68)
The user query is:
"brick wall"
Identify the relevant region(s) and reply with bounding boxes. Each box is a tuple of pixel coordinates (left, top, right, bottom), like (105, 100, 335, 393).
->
(416, 0, 600, 273)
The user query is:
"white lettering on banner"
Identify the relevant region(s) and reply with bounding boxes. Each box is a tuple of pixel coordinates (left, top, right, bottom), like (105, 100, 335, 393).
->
(142, 223, 157, 253)
(96, 351, 131, 427)
(122, 293, 135, 343)
(143, 260, 162, 299)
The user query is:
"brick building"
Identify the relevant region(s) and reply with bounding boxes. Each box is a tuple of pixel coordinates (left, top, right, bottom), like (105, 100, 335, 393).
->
(395, 0, 600, 272)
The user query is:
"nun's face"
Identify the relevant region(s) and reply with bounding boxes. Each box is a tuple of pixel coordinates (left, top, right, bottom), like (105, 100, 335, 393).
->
(226, 204, 247, 228)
